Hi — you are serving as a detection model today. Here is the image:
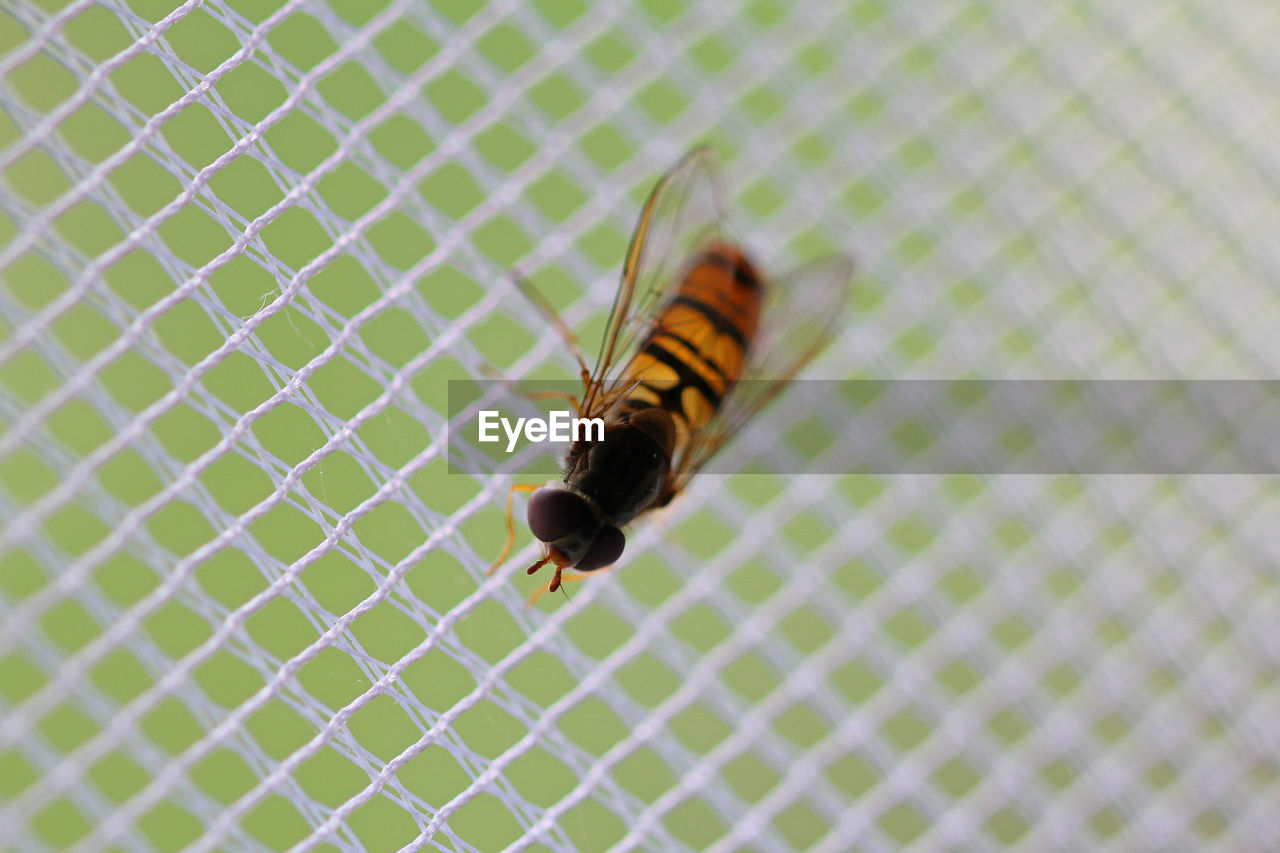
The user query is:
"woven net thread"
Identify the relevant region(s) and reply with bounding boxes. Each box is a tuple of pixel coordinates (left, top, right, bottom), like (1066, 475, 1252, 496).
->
(1, 1, 1278, 851)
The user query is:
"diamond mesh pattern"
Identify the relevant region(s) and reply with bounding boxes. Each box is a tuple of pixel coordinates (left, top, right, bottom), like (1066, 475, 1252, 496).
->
(1, 1, 1278, 851)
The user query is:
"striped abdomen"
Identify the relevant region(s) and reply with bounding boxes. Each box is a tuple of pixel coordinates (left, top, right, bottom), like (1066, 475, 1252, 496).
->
(622, 242, 763, 443)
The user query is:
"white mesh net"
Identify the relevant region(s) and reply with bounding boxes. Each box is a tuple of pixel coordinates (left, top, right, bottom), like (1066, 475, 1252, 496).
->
(2, 1, 1279, 850)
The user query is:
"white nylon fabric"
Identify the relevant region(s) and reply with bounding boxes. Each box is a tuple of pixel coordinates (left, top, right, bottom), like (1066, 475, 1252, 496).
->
(1, 1, 1278, 851)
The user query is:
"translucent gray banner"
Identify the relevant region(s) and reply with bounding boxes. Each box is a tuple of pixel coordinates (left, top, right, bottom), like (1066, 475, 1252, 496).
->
(447, 379, 1280, 475)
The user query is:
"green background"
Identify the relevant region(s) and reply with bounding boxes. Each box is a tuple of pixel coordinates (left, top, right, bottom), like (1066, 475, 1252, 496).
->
(3, 0, 1273, 851)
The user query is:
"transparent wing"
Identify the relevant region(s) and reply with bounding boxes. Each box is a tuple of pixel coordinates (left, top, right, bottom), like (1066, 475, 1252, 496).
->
(580, 146, 728, 419)
(669, 253, 855, 485)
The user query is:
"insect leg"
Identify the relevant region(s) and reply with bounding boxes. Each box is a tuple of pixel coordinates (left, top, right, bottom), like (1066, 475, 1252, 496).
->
(486, 482, 542, 576)
(524, 564, 615, 607)
(525, 581, 555, 608)
(527, 389, 582, 411)
(477, 364, 582, 412)
(511, 273, 592, 391)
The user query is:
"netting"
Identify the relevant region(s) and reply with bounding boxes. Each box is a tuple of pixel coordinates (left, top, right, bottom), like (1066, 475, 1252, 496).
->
(2, 1, 1279, 850)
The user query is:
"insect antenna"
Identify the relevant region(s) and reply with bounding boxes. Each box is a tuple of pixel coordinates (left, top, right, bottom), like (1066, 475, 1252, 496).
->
(547, 564, 564, 594)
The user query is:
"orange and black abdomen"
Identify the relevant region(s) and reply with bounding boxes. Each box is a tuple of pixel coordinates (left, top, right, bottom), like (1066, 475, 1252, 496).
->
(622, 242, 763, 440)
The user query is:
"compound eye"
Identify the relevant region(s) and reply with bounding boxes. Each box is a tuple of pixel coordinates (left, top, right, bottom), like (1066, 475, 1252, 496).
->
(527, 488, 594, 543)
(577, 525, 625, 572)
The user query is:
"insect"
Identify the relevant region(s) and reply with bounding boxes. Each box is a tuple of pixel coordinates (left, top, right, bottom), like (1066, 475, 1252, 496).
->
(490, 146, 853, 600)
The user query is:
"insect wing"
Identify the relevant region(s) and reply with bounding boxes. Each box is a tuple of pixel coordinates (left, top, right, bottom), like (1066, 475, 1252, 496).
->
(580, 146, 729, 419)
(670, 253, 855, 484)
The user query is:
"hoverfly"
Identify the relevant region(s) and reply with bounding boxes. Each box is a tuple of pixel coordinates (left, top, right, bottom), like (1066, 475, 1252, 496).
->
(491, 146, 853, 600)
